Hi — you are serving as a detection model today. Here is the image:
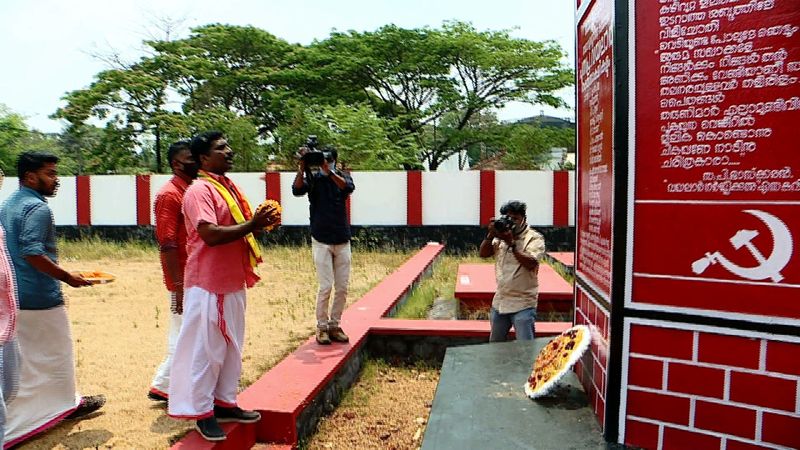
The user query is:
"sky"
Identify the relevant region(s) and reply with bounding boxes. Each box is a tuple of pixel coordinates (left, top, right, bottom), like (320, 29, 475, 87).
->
(0, 0, 575, 133)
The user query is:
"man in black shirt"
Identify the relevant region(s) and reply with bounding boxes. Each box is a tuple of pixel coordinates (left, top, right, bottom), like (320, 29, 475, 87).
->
(292, 148, 355, 345)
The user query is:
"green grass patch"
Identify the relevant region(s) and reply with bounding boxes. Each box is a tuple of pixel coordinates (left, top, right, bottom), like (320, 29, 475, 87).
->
(546, 258, 575, 284)
(58, 237, 157, 260)
(394, 253, 484, 319)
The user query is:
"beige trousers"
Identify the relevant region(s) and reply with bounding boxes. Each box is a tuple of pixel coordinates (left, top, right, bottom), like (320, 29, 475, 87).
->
(312, 238, 351, 330)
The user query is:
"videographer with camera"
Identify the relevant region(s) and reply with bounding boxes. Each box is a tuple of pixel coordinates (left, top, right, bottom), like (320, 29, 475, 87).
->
(479, 200, 545, 342)
(292, 136, 355, 345)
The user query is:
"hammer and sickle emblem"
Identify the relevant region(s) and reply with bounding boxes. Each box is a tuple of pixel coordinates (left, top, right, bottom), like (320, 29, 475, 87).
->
(691, 210, 793, 283)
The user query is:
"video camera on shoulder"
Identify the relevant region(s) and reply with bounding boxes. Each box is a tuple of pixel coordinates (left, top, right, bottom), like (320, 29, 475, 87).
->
(301, 135, 334, 170)
(492, 215, 515, 233)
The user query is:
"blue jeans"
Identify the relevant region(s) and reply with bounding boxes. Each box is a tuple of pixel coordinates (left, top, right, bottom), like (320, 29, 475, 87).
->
(489, 307, 535, 342)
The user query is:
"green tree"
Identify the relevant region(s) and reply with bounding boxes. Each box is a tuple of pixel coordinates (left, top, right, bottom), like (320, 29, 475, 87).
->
(53, 21, 573, 173)
(57, 124, 142, 175)
(425, 109, 509, 170)
(308, 21, 574, 169)
(0, 105, 29, 173)
(54, 59, 172, 172)
(154, 107, 265, 171)
(272, 102, 421, 170)
(149, 24, 298, 134)
(500, 124, 575, 170)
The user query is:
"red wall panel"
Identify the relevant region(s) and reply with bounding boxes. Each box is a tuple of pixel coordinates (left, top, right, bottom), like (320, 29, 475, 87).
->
(630, 325, 694, 360)
(552, 170, 570, 226)
(76, 175, 91, 226)
(624, 419, 659, 449)
(726, 440, 775, 450)
(478, 170, 495, 226)
(761, 412, 800, 449)
(698, 333, 760, 370)
(627, 390, 690, 426)
(729, 372, 797, 412)
(662, 427, 720, 450)
(667, 363, 725, 399)
(628, 357, 664, 390)
(406, 171, 422, 226)
(694, 400, 757, 440)
(135, 175, 151, 226)
(766, 341, 800, 377)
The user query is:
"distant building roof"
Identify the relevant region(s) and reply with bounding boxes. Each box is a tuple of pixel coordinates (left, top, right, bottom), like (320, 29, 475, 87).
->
(515, 114, 575, 129)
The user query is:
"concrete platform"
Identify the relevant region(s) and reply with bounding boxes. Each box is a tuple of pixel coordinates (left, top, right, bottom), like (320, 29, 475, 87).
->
(455, 263, 573, 313)
(422, 339, 605, 450)
(548, 251, 574, 267)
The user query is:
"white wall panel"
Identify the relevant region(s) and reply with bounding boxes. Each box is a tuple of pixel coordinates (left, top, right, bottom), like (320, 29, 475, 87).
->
(149, 175, 172, 227)
(349, 172, 406, 226)
(0, 177, 78, 226)
(91, 176, 137, 225)
(0, 177, 19, 208)
(422, 172, 480, 225)
(228, 173, 265, 212)
(50, 177, 77, 226)
(568, 170, 576, 227)
(495, 171, 553, 226)
(280, 172, 311, 226)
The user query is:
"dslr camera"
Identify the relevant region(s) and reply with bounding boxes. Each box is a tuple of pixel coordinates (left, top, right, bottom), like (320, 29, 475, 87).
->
(492, 215, 515, 233)
(301, 135, 334, 172)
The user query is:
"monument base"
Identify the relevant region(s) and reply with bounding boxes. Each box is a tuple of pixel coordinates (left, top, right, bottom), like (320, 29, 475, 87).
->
(422, 339, 606, 450)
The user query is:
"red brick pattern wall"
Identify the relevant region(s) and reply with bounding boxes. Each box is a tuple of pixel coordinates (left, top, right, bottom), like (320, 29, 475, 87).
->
(624, 322, 800, 450)
(574, 287, 610, 430)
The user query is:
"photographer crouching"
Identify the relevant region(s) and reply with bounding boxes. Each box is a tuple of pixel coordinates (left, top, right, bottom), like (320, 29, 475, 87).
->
(292, 136, 355, 345)
(479, 200, 545, 342)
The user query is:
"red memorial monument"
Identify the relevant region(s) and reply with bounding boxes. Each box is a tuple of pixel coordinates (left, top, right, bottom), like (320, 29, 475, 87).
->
(576, 0, 800, 448)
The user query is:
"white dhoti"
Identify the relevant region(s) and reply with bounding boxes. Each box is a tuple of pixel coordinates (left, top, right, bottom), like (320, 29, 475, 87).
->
(150, 292, 183, 398)
(0, 339, 20, 449)
(168, 287, 246, 419)
(4, 306, 80, 447)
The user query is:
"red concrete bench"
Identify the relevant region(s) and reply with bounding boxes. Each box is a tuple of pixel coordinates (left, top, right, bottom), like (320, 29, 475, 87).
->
(455, 263, 573, 314)
(370, 318, 572, 338)
(547, 251, 574, 267)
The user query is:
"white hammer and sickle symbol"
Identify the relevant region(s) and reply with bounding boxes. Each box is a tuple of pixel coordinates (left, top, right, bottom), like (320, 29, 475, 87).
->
(691, 210, 793, 283)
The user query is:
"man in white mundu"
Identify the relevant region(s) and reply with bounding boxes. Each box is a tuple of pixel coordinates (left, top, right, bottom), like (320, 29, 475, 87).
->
(0, 168, 20, 448)
(148, 140, 198, 402)
(0, 152, 104, 447)
(167, 131, 276, 442)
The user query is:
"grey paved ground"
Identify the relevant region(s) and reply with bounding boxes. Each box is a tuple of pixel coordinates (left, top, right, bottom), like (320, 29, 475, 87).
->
(422, 339, 607, 450)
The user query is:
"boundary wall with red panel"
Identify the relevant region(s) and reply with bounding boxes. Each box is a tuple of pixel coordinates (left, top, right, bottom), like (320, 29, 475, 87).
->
(0, 170, 574, 228)
(576, 0, 800, 449)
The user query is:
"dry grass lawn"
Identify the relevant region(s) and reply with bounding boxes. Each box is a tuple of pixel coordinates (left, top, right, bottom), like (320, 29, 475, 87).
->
(16, 241, 411, 449)
(306, 360, 439, 450)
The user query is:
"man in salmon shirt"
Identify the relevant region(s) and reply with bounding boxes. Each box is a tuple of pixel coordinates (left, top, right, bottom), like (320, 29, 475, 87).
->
(167, 131, 277, 441)
(148, 140, 197, 402)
